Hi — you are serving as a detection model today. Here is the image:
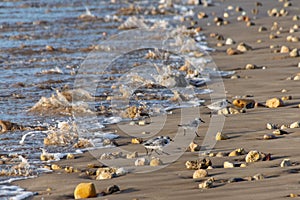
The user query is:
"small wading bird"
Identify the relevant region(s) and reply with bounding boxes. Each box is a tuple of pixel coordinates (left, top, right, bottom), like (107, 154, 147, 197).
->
(142, 136, 173, 155)
(207, 99, 231, 116)
(178, 117, 205, 137)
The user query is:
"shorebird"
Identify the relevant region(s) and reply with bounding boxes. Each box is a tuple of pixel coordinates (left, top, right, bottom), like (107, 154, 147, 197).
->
(178, 117, 205, 137)
(207, 99, 231, 116)
(143, 136, 173, 155)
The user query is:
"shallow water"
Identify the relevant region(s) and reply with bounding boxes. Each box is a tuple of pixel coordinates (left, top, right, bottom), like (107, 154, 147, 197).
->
(0, 0, 234, 198)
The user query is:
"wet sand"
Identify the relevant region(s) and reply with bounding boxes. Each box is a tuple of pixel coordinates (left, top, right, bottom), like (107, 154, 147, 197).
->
(13, 0, 300, 199)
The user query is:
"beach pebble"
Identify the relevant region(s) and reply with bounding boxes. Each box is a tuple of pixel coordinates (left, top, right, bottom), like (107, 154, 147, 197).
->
(74, 183, 97, 199)
(96, 171, 113, 180)
(290, 193, 298, 198)
(226, 48, 239, 55)
(240, 163, 247, 168)
(253, 173, 264, 180)
(126, 151, 138, 159)
(258, 26, 267, 32)
(193, 169, 208, 179)
(51, 164, 61, 170)
(245, 64, 257, 70)
(280, 46, 290, 53)
(290, 121, 300, 128)
(223, 161, 234, 168)
(45, 45, 55, 51)
(138, 120, 147, 126)
(290, 48, 299, 57)
(116, 167, 128, 176)
(65, 166, 76, 173)
(135, 157, 149, 166)
(280, 159, 291, 167)
(185, 158, 212, 170)
(216, 152, 228, 157)
(189, 141, 200, 152)
(231, 75, 240, 79)
(233, 99, 255, 109)
(237, 42, 252, 52)
(263, 133, 276, 140)
(293, 15, 300, 21)
(245, 150, 261, 163)
(229, 148, 246, 157)
(40, 154, 54, 161)
(266, 123, 278, 130)
(273, 129, 288, 135)
(150, 157, 163, 166)
(131, 138, 143, 144)
(67, 153, 75, 159)
(199, 178, 214, 189)
(215, 132, 228, 141)
(281, 96, 292, 101)
(106, 185, 120, 195)
(266, 97, 284, 108)
(197, 12, 207, 19)
(225, 38, 235, 45)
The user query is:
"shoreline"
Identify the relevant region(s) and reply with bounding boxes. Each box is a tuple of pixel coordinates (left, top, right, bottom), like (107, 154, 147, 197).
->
(12, 0, 300, 199)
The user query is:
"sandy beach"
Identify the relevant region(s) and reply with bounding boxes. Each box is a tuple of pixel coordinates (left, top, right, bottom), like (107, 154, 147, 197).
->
(12, 0, 300, 199)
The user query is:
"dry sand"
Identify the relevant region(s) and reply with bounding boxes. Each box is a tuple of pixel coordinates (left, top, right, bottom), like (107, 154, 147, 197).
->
(13, 0, 300, 199)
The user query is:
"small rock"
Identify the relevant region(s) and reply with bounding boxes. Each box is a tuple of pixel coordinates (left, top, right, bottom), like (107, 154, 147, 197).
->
(273, 129, 288, 135)
(280, 45, 290, 53)
(131, 138, 143, 144)
(240, 163, 247, 168)
(138, 121, 147, 126)
(74, 183, 97, 199)
(106, 185, 120, 195)
(135, 157, 149, 166)
(228, 148, 246, 157)
(266, 97, 284, 108)
(263, 133, 276, 140)
(215, 132, 228, 141)
(226, 48, 239, 55)
(245, 150, 261, 163)
(216, 152, 228, 157)
(267, 123, 278, 130)
(225, 38, 235, 45)
(45, 45, 55, 51)
(290, 48, 299, 57)
(150, 157, 163, 166)
(116, 167, 128, 176)
(223, 161, 234, 168)
(67, 153, 75, 159)
(281, 159, 291, 167)
(51, 164, 61, 170)
(199, 178, 214, 189)
(237, 42, 252, 52)
(233, 99, 255, 109)
(96, 171, 113, 180)
(258, 26, 267, 32)
(231, 75, 240, 79)
(245, 64, 257, 70)
(290, 121, 300, 128)
(185, 158, 212, 170)
(193, 169, 208, 179)
(253, 173, 264, 180)
(290, 193, 298, 198)
(281, 96, 292, 101)
(126, 151, 138, 159)
(189, 141, 200, 152)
